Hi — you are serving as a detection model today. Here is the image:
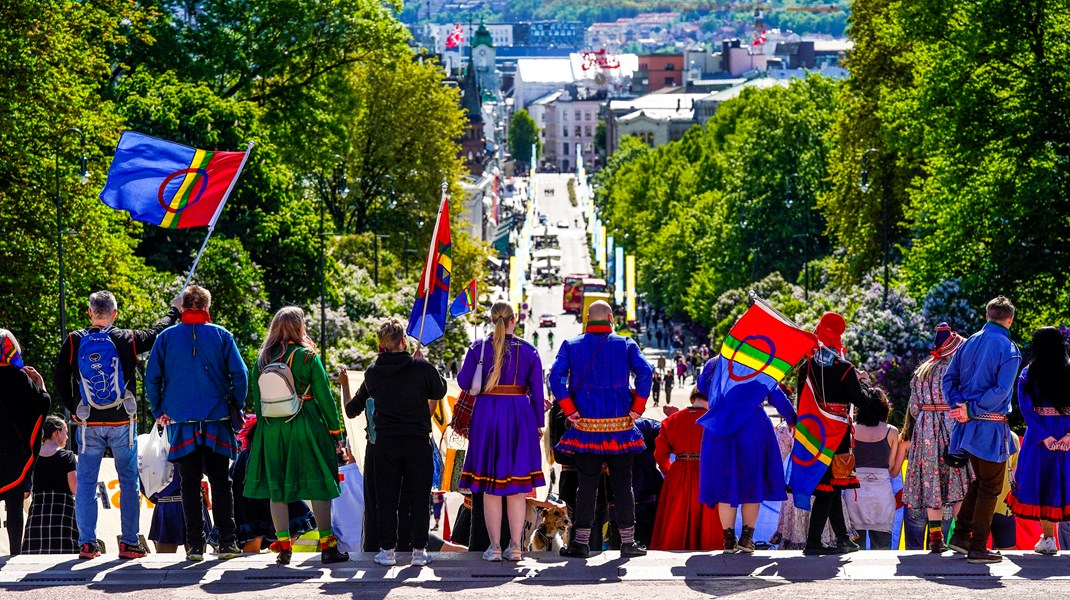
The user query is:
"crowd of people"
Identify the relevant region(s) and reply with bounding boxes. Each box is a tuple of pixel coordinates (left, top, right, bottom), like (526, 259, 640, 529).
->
(2, 290, 1069, 568)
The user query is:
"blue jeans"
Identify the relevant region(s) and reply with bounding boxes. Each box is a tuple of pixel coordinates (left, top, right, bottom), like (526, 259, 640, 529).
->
(76, 424, 140, 545)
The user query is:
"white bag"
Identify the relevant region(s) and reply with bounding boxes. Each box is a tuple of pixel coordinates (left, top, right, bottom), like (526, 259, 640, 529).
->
(331, 462, 364, 553)
(258, 355, 309, 420)
(137, 425, 174, 498)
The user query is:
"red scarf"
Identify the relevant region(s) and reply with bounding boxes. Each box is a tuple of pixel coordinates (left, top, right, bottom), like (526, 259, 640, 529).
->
(180, 309, 211, 325)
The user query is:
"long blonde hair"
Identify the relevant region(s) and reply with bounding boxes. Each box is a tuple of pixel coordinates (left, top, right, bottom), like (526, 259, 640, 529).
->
(483, 301, 515, 391)
(914, 355, 946, 384)
(259, 306, 316, 367)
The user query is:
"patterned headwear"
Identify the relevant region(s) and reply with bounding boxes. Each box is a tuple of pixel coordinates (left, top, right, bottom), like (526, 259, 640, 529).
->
(930, 323, 965, 360)
(0, 334, 23, 369)
(814, 312, 847, 358)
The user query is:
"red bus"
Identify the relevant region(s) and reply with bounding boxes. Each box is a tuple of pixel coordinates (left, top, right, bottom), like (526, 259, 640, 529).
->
(562, 273, 591, 313)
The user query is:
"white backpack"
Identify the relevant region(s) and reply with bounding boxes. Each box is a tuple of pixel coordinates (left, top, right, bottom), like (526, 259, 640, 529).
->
(258, 353, 310, 421)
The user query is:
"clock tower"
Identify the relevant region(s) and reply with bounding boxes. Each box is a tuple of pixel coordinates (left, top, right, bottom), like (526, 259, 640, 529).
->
(471, 18, 497, 98)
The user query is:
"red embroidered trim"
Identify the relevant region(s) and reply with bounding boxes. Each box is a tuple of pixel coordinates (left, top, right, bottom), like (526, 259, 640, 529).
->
(585, 324, 613, 333)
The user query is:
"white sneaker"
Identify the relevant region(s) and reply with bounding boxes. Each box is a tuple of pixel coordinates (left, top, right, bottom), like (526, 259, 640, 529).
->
(1035, 535, 1058, 555)
(411, 548, 431, 566)
(374, 548, 397, 566)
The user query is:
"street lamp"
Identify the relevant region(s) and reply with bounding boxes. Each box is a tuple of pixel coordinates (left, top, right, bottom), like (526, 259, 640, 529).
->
(787, 173, 810, 301)
(56, 127, 90, 340)
(860, 148, 890, 306)
(318, 155, 348, 365)
(403, 248, 418, 280)
(374, 234, 390, 286)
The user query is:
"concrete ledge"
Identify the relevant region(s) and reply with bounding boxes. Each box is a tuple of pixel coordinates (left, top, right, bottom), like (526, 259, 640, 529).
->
(3, 550, 1070, 587)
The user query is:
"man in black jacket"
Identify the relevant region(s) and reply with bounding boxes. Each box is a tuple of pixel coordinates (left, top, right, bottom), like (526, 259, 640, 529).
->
(346, 318, 446, 568)
(53, 290, 180, 560)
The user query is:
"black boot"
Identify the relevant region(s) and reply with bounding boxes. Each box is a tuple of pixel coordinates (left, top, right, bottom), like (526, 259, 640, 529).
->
(737, 525, 756, 553)
(322, 546, 350, 564)
(723, 528, 738, 554)
(836, 535, 860, 554)
(620, 542, 647, 557)
(276, 549, 292, 565)
(560, 541, 590, 558)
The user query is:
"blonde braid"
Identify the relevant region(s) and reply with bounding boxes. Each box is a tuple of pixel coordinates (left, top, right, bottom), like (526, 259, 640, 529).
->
(484, 301, 514, 391)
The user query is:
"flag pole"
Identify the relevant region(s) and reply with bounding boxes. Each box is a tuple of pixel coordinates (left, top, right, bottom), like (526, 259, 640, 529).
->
(182, 140, 255, 290)
(748, 289, 805, 329)
(416, 181, 450, 346)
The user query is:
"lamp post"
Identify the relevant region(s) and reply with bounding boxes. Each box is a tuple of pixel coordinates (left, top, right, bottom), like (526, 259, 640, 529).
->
(403, 248, 418, 280)
(319, 156, 348, 365)
(56, 127, 90, 340)
(787, 173, 810, 301)
(860, 148, 889, 305)
(374, 234, 390, 286)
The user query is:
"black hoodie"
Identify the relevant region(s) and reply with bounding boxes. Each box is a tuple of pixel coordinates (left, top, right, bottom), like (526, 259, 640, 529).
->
(347, 351, 446, 440)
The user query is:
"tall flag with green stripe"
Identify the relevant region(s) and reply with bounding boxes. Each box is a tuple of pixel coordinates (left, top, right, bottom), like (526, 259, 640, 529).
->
(99, 131, 252, 229)
(788, 372, 850, 510)
(696, 294, 818, 477)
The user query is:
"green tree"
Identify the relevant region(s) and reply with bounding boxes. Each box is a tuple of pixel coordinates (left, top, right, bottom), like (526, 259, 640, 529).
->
(508, 109, 541, 170)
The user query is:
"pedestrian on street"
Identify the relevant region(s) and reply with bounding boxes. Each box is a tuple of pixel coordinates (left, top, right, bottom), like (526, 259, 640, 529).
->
(458, 302, 545, 562)
(902, 323, 970, 552)
(944, 296, 1021, 564)
(652, 371, 662, 407)
(54, 290, 181, 560)
(1006, 326, 1070, 555)
(146, 285, 248, 562)
(664, 369, 675, 405)
(348, 318, 447, 567)
(795, 312, 879, 556)
(244, 306, 350, 566)
(551, 300, 653, 558)
(655, 329, 664, 348)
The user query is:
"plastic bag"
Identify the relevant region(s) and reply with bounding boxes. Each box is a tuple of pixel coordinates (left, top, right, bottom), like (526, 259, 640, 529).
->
(137, 425, 174, 498)
(331, 462, 364, 553)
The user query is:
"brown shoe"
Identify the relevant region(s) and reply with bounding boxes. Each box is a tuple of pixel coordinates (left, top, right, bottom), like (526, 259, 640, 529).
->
(967, 549, 1002, 564)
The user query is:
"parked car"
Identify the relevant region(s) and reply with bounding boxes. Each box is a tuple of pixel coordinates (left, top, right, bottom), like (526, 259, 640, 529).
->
(539, 313, 557, 327)
(556, 220, 569, 229)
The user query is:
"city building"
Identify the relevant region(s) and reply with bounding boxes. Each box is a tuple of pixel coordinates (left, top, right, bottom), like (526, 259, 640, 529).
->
(459, 55, 486, 176)
(513, 21, 585, 49)
(514, 52, 639, 109)
(429, 21, 513, 54)
(470, 20, 499, 97)
(530, 89, 600, 172)
(631, 53, 684, 94)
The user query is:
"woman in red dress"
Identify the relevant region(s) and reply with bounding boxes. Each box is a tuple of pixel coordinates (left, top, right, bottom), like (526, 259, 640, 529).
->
(650, 388, 724, 550)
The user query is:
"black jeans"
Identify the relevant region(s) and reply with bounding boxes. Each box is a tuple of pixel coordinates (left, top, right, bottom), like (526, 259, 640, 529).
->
(374, 436, 433, 551)
(575, 453, 635, 536)
(175, 446, 235, 549)
(857, 529, 892, 549)
(2, 488, 24, 555)
(806, 490, 848, 549)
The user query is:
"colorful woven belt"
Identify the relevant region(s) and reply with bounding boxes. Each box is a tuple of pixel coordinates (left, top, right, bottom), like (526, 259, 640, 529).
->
(573, 416, 633, 433)
(1035, 407, 1067, 417)
(974, 413, 1007, 422)
(463, 496, 473, 510)
(674, 453, 700, 461)
(821, 402, 851, 416)
(483, 385, 530, 396)
(920, 404, 951, 412)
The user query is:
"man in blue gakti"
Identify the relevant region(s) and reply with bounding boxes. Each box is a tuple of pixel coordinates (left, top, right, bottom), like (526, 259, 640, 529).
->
(943, 296, 1021, 564)
(550, 300, 654, 558)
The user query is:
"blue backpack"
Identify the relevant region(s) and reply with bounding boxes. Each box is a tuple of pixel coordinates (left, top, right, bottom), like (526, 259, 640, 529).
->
(76, 327, 126, 411)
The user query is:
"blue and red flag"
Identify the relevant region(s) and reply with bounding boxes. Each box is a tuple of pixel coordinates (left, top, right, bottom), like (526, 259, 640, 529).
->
(407, 192, 452, 345)
(99, 131, 251, 229)
(697, 297, 818, 437)
(1, 335, 23, 369)
(449, 279, 477, 318)
(788, 375, 850, 510)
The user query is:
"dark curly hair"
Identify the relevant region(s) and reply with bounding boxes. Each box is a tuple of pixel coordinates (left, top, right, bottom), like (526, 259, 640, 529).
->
(856, 388, 891, 427)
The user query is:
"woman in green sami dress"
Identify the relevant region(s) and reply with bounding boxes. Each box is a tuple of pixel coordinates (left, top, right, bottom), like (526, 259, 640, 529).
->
(244, 306, 348, 565)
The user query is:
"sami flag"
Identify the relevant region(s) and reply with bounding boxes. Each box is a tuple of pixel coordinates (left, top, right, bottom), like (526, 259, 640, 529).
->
(99, 131, 250, 229)
(407, 194, 452, 345)
(1, 336, 23, 369)
(449, 279, 477, 318)
(697, 298, 818, 436)
(788, 375, 850, 510)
